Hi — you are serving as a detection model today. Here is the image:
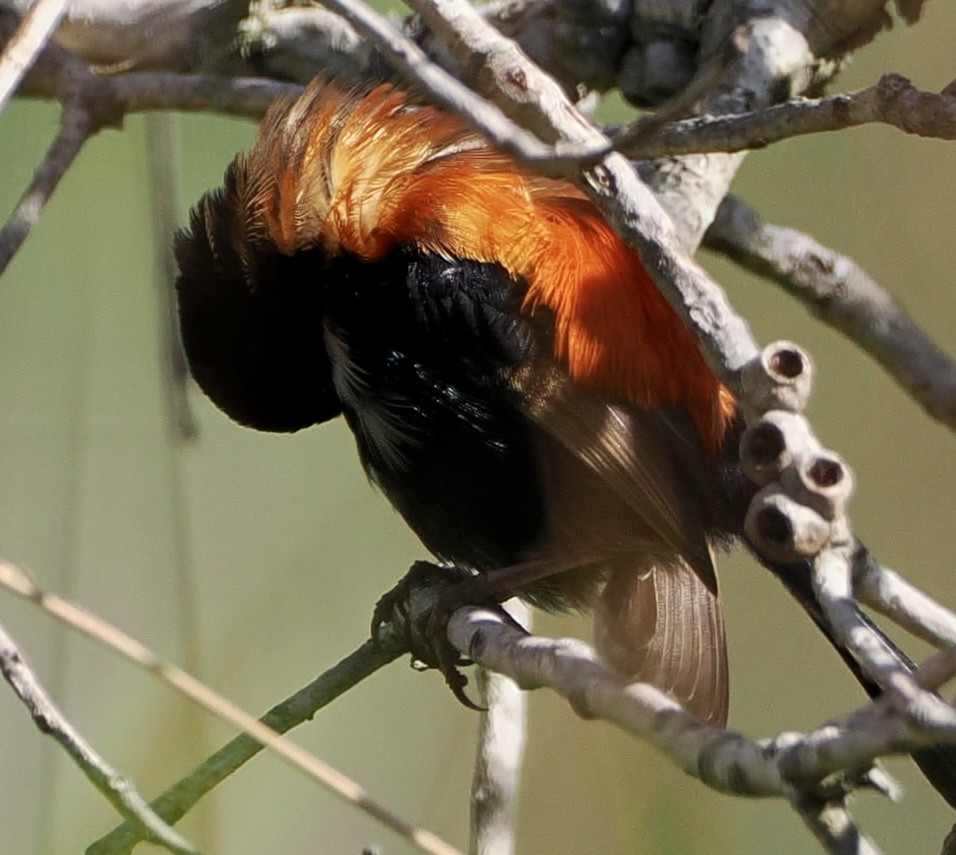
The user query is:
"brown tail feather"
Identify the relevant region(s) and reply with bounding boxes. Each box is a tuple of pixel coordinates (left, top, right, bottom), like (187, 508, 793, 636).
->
(593, 556, 729, 727)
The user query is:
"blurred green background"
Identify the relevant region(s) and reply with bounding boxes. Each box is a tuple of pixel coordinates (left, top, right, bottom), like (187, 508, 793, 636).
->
(0, 8, 954, 854)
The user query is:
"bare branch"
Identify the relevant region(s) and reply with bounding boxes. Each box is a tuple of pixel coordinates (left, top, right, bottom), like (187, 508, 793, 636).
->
(447, 605, 956, 785)
(812, 536, 924, 692)
(0, 101, 92, 275)
(17, 67, 303, 119)
(0, 0, 67, 113)
(106, 72, 300, 118)
(614, 74, 956, 158)
(0, 618, 198, 855)
(469, 601, 529, 855)
(705, 195, 956, 431)
(319, 0, 607, 169)
(91, 635, 408, 854)
(810, 536, 956, 740)
(852, 550, 956, 651)
(45, 0, 248, 71)
(238, 5, 384, 83)
(145, 113, 199, 443)
(0, 16, 298, 272)
(0, 561, 461, 855)
(792, 793, 882, 855)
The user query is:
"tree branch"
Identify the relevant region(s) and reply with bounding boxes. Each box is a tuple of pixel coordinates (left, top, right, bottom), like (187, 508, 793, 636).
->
(0, 0, 67, 112)
(852, 550, 956, 651)
(319, 0, 608, 169)
(449, 605, 956, 771)
(89, 636, 410, 854)
(0, 101, 92, 274)
(0, 560, 461, 855)
(447, 604, 956, 854)
(0, 4, 301, 274)
(705, 195, 956, 431)
(614, 73, 956, 158)
(0, 617, 198, 855)
(469, 601, 529, 855)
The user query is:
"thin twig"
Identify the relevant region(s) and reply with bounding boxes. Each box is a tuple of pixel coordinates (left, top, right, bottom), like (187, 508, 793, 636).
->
(18, 69, 303, 120)
(145, 112, 199, 442)
(318, 0, 607, 171)
(90, 637, 407, 854)
(0, 102, 93, 275)
(810, 537, 956, 735)
(613, 74, 956, 158)
(107, 72, 300, 119)
(0, 618, 197, 855)
(0, 0, 67, 113)
(2, 24, 300, 273)
(852, 549, 956, 650)
(469, 601, 529, 855)
(0, 561, 462, 855)
(792, 794, 882, 855)
(811, 539, 922, 691)
(705, 195, 956, 431)
(446, 606, 956, 791)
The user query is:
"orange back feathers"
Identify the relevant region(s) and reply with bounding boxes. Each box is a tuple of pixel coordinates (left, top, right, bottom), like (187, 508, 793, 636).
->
(247, 81, 735, 451)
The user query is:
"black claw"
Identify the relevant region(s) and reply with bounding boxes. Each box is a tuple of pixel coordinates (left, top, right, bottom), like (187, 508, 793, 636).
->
(444, 667, 486, 711)
(370, 560, 501, 708)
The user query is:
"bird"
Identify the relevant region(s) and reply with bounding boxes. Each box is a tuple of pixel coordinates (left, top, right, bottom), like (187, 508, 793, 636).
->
(174, 77, 956, 801)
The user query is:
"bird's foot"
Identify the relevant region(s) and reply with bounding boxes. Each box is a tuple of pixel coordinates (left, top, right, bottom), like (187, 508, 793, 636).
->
(371, 561, 501, 709)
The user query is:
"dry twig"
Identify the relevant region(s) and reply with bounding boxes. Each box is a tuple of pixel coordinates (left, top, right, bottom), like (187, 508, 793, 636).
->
(705, 195, 956, 431)
(614, 73, 956, 158)
(0, 0, 67, 112)
(469, 601, 529, 855)
(0, 560, 461, 855)
(0, 617, 198, 855)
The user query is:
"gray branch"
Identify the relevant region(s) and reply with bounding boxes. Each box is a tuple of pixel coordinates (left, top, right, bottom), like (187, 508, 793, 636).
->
(469, 601, 529, 855)
(447, 604, 956, 855)
(0, 0, 67, 111)
(0, 99, 91, 272)
(0, 559, 459, 855)
(88, 635, 408, 855)
(0, 618, 198, 855)
(705, 194, 956, 431)
(614, 73, 956, 158)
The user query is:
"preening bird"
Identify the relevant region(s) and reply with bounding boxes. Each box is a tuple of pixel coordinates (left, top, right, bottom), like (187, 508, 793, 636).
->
(175, 78, 956, 799)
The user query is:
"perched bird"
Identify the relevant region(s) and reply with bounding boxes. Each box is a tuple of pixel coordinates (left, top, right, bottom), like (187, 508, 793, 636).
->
(175, 78, 956, 799)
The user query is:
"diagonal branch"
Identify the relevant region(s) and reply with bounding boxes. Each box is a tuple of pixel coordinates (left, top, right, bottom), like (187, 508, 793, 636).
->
(852, 549, 956, 650)
(89, 638, 408, 855)
(447, 604, 956, 854)
(0, 101, 93, 275)
(705, 195, 956, 431)
(0, 0, 67, 113)
(319, 0, 607, 169)
(0, 560, 461, 855)
(0, 618, 198, 855)
(613, 73, 956, 158)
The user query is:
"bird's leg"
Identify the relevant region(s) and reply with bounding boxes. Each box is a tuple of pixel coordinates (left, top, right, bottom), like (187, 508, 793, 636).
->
(371, 561, 526, 708)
